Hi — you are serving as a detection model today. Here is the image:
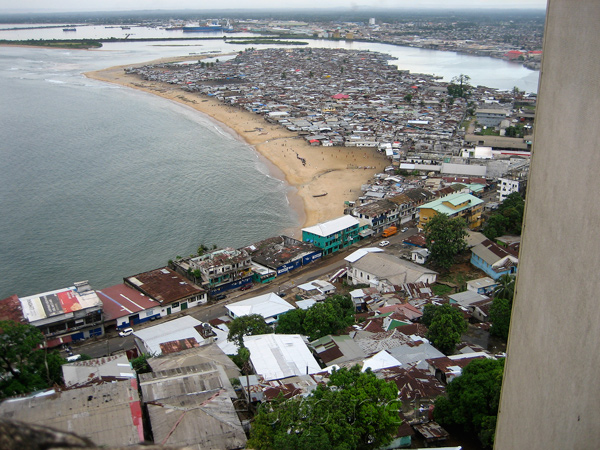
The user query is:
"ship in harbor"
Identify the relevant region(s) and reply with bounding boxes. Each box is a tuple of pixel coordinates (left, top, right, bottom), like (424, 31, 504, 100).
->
(62, 28, 76, 32)
(182, 20, 223, 32)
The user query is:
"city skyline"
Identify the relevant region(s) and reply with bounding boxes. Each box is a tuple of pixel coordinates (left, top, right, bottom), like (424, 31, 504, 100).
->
(0, 0, 547, 14)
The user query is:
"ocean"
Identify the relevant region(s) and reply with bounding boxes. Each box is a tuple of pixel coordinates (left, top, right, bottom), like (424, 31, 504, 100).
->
(0, 27, 539, 298)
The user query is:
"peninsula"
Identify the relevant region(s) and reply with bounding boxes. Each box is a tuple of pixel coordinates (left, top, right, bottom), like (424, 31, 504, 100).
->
(86, 54, 388, 229)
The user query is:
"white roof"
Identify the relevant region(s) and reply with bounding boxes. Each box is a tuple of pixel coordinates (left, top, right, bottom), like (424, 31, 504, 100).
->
(133, 316, 204, 355)
(244, 334, 321, 381)
(296, 299, 317, 310)
(226, 292, 294, 320)
(302, 215, 359, 237)
(345, 247, 384, 263)
(361, 350, 400, 372)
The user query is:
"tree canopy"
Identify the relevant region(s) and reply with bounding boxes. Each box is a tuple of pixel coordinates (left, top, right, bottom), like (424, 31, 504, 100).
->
(447, 74, 472, 99)
(423, 213, 468, 270)
(489, 274, 516, 340)
(424, 304, 468, 355)
(0, 321, 66, 398)
(483, 192, 525, 240)
(275, 295, 355, 340)
(434, 358, 505, 447)
(227, 314, 272, 348)
(247, 365, 400, 450)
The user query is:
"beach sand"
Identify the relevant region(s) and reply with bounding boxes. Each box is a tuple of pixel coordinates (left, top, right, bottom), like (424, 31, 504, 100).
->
(84, 55, 389, 232)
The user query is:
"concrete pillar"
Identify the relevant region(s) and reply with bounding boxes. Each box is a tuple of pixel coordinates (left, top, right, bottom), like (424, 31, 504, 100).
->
(495, 1, 600, 448)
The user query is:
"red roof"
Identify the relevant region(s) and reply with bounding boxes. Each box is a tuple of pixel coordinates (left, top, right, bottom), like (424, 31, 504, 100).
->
(0, 295, 25, 323)
(97, 283, 161, 321)
(332, 93, 349, 99)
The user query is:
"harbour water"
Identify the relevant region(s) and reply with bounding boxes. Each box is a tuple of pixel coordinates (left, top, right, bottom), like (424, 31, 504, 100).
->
(0, 26, 539, 298)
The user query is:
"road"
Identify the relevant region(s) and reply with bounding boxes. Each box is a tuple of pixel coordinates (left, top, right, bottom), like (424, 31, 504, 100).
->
(70, 227, 419, 359)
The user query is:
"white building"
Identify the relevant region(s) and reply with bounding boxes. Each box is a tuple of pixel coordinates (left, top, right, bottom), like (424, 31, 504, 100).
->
(347, 252, 438, 289)
(244, 334, 322, 381)
(133, 316, 210, 355)
(226, 292, 295, 324)
(498, 177, 525, 202)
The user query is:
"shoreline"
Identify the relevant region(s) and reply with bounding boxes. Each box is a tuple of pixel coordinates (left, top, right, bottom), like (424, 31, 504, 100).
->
(84, 56, 388, 233)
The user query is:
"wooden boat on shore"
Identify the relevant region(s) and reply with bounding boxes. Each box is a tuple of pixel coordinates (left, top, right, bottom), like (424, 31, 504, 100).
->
(313, 193, 328, 198)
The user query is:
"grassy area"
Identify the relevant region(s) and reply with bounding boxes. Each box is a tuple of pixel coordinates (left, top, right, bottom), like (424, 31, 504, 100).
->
(474, 127, 500, 136)
(432, 284, 454, 296)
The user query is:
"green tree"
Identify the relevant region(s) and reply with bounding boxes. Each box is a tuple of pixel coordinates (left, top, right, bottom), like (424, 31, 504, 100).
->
(131, 353, 155, 374)
(489, 297, 512, 340)
(483, 192, 525, 239)
(493, 274, 515, 301)
(447, 74, 472, 99)
(247, 365, 400, 450)
(434, 358, 504, 447)
(275, 308, 307, 335)
(227, 314, 271, 348)
(489, 274, 515, 340)
(303, 295, 354, 340)
(0, 321, 66, 397)
(482, 214, 509, 240)
(403, 93, 412, 103)
(275, 295, 354, 340)
(425, 304, 468, 354)
(423, 213, 468, 270)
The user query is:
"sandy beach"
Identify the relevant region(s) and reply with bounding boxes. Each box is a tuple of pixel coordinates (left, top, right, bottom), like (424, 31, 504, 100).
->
(84, 55, 388, 232)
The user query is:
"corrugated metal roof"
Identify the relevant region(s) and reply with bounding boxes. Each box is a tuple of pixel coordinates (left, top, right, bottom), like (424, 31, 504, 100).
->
(0, 379, 143, 447)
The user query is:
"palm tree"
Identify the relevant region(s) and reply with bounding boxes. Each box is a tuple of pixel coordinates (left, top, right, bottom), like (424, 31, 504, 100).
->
(493, 274, 516, 302)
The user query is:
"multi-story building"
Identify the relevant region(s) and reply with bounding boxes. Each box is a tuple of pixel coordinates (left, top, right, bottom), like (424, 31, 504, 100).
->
(124, 267, 206, 316)
(417, 192, 484, 231)
(389, 188, 435, 224)
(475, 108, 509, 127)
(243, 235, 322, 278)
(188, 248, 253, 293)
(351, 199, 400, 235)
(19, 280, 104, 346)
(302, 215, 361, 255)
(498, 176, 527, 202)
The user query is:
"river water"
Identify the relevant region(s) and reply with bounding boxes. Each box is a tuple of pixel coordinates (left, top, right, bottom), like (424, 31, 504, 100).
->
(0, 25, 539, 297)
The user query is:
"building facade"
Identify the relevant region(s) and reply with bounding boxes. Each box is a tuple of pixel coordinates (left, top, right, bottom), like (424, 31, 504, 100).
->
(302, 215, 361, 255)
(417, 192, 484, 231)
(19, 281, 104, 346)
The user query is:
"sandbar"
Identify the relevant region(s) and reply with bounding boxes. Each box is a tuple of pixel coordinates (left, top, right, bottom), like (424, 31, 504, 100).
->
(84, 55, 388, 233)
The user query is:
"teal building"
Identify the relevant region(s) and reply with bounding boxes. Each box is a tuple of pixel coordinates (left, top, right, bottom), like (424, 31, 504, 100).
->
(302, 215, 360, 255)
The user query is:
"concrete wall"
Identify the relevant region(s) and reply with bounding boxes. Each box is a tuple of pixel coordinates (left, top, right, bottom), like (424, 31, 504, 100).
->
(495, 1, 600, 448)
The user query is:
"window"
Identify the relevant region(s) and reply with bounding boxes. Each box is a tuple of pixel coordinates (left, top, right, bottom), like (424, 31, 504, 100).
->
(172, 302, 180, 308)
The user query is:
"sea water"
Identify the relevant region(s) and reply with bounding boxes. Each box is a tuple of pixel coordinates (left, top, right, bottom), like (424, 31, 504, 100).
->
(0, 33, 539, 297)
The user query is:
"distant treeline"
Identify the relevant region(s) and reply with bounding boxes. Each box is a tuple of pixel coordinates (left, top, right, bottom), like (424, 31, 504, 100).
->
(0, 39, 102, 49)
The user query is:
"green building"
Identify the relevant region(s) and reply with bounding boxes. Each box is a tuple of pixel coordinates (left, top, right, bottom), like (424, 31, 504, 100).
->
(301, 215, 361, 255)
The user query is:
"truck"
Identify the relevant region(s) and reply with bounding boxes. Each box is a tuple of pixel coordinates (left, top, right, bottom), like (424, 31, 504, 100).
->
(382, 226, 397, 238)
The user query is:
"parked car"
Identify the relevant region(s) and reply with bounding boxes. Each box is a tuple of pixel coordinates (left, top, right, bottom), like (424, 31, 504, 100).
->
(379, 240, 390, 247)
(401, 227, 409, 233)
(213, 293, 227, 301)
(66, 354, 81, 362)
(119, 327, 133, 337)
(240, 284, 253, 291)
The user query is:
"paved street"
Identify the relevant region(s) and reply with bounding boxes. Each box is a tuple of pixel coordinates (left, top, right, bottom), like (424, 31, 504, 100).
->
(70, 226, 419, 359)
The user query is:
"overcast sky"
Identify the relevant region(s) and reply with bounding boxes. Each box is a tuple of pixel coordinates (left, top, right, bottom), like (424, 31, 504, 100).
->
(0, 0, 547, 14)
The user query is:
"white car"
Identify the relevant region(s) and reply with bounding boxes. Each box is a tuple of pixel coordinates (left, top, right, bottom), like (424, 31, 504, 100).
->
(379, 240, 390, 247)
(119, 327, 134, 337)
(401, 227, 409, 233)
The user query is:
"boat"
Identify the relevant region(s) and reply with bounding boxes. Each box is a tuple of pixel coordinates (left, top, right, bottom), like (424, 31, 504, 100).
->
(313, 193, 328, 198)
(62, 28, 76, 32)
(183, 21, 222, 32)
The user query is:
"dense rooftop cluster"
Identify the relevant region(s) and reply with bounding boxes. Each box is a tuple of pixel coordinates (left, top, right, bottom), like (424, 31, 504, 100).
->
(129, 47, 469, 150)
